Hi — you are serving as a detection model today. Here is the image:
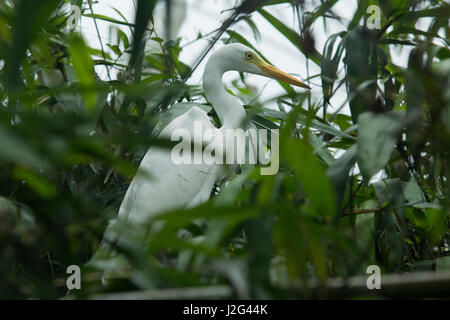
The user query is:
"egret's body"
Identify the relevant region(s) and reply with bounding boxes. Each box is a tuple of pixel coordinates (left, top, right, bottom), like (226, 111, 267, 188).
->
(118, 106, 222, 224)
(116, 44, 309, 224)
(93, 44, 310, 268)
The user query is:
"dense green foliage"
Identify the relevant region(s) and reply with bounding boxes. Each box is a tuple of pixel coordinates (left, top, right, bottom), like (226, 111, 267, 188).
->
(0, 0, 449, 299)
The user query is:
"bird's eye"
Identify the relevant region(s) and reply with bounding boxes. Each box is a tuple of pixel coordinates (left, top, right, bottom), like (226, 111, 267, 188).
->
(245, 52, 253, 60)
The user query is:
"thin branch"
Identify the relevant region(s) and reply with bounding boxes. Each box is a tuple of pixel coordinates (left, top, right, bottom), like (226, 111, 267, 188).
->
(87, 0, 112, 81)
(342, 199, 434, 217)
(343, 208, 381, 216)
(185, 0, 259, 82)
(89, 285, 233, 300)
(295, 271, 450, 299)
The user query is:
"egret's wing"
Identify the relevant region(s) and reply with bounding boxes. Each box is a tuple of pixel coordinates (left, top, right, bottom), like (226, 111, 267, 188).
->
(152, 102, 212, 138)
(118, 106, 221, 224)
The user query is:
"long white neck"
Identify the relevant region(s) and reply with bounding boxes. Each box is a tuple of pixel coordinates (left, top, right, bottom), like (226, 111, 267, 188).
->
(203, 57, 247, 129)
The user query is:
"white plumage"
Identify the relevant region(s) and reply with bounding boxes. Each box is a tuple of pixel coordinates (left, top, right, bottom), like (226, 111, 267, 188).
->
(91, 43, 309, 274)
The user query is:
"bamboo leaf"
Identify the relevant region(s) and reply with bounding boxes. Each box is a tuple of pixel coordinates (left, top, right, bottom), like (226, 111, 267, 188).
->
(257, 9, 321, 66)
(356, 111, 402, 181)
(283, 138, 337, 219)
(4, 0, 62, 91)
(343, 27, 378, 123)
(67, 35, 98, 113)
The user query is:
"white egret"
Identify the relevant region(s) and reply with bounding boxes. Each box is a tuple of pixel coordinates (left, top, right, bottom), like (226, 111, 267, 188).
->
(117, 43, 310, 225)
(92, 44, 310, 272)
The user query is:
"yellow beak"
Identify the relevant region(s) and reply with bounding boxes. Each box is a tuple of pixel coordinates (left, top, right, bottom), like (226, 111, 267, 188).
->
(257, 62, 311, 89)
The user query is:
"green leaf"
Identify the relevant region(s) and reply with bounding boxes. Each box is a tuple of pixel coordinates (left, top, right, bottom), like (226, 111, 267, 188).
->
(13, 167, 56, 199)
(398, 6, 450, 22)
(405, 47, 427, 153)
(283, 138, 337, 219)
(83, 13, 136, 29)
(256, 106, 355, 140)
(67, 35, 98, 112)
(343, 27, 378, 123)
(355, 201, 376, 263)
(424, 209, 449, 244)
(401, 180, 426, 205)
(36, 68, 64, 87)
(327, 145, 357, 209)
(0, 125, 47, 170)
(348, 0, 367, 30)
(357, 111, 401, 181)
(307, 133, 335, 166)
(245, 211, 274, 298)
(436, 256, 450, 273)
(3, 0, 62, 91)
(244, 17, 261, 41)
(257, 9, 321, 66)
(0, 196, 35, 231)
(117, 28, 130, 49)
(332, 114, 353, 131)
(107, 44, 122, 56)
(406, 208, 428, 229)
(321, 33, 344, 107)
(373, 178, 406, 268)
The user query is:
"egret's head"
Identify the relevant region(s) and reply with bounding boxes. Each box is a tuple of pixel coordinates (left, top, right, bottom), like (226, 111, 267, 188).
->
(214, 43, 311, 89)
